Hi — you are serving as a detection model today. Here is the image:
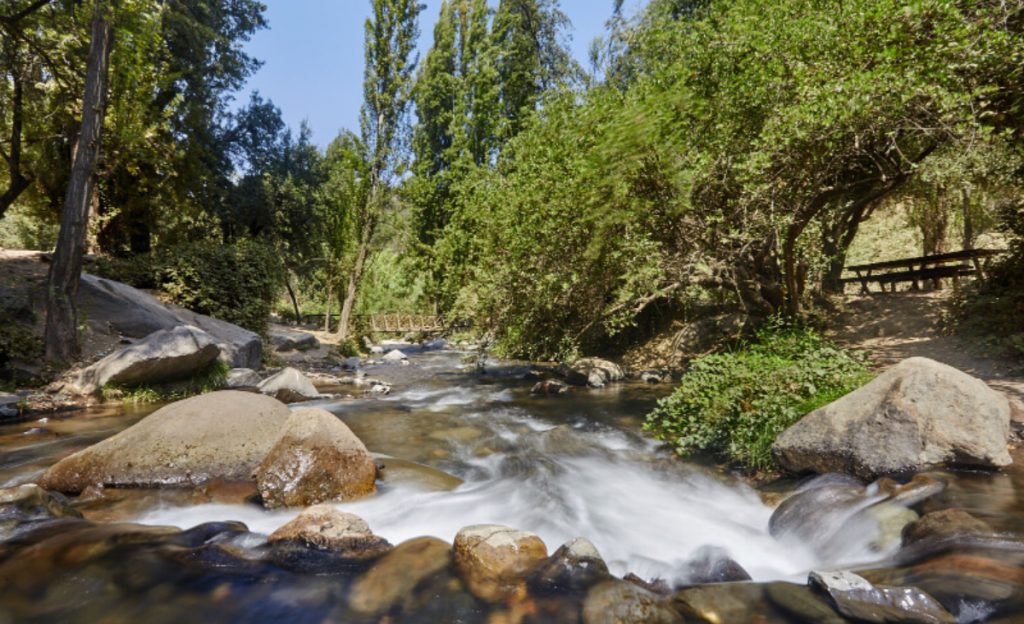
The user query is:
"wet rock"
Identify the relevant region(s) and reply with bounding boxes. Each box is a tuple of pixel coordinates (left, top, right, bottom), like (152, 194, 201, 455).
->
(225, 367, 261, 389)
(531, 537, 610, 593)
(640, 371, 663, 384)
(674, 582, 767, 624)
(269, 328, 319, 352)
(429, 426, 484, 443)
(453, 524, 548, 603)
(861, 503, 919, 551)
(768, 474, 866, 550)
(537, 425, 593, 456)
(563, 357, 625, 388)
(254, 408, 377, 508)
(584, 579, 681, 624)
(773, 357, 1012, 479)
(902, 509, 994, 547)
(170, 521, 249, 547)
(0, 484, 81, 537)
(680, 545, 752, 584)
(267, 505, 390, 558)
(906, 553, 1024, 606)
(39, 391, 291, 493)
(383, 349, 408, 362)
(873, 473, 947, 508)
(369, 345, 384, 355)
(765, 582, 846, 624)
(71, 325, 220, 394)
(0, 393, 21, 420)
(809, 570, 955, 624)
(375, 455, 464, 491)
(257, 367, 321, 403)
(531, 379, 569, 395)
(348, 536, 452, 615)
(423, 338, 448, 350)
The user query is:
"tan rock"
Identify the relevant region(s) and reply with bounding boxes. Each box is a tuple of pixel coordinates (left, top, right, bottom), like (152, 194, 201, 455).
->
(267, 505, 390, 559)
(39, 391, 290, 493)
(349, 536, 452, 615)
(254, 408, 377, 509)
(584, 580, 681, 624)
(454, 524, 548, 603)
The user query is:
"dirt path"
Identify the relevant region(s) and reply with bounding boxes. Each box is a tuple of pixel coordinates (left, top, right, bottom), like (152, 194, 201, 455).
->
(828, 290, 1024, 406)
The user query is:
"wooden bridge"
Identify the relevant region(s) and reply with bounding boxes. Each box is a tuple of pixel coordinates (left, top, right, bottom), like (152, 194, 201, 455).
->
(841, 248, 1004, 294)
(300, 312, 466, 334)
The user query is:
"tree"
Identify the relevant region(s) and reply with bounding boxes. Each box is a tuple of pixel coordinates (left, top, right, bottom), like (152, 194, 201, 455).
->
(44, 0, 113, 361)
(337, 0, 421, 340)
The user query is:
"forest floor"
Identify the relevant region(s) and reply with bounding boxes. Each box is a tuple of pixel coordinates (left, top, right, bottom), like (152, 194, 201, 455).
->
(827, 289, 1024, 409)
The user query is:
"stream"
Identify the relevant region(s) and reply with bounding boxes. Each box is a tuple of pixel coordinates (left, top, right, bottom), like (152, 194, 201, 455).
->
(2, 344, 1023, 622)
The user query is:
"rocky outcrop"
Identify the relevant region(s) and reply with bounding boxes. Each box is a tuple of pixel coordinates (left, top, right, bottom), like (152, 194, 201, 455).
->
(563, 358, 625, 388)
(268, 328, 320, 352)
(38, 391, 291, 492)
(773, 357, 1012, 479)
(79, 273, 261, 369)
(808, 570, 955, 623)
(253, 408, 377, 508)
(257, 367, 320, 403)
(71, 325, 220, 394)
(453, 524, 548, 602)
(267, 505, 390, 558)
(349, 536, 453, 616)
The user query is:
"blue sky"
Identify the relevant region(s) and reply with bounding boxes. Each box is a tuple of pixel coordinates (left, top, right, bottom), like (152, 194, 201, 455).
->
(237, 0, 646, 147)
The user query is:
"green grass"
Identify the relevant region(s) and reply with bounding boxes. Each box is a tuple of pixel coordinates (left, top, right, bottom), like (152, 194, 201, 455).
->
(644, 323, 871, 471)
(99, 360, 230, 405)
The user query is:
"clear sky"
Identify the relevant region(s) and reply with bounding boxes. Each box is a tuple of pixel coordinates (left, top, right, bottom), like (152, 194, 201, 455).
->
(237, 0, 646, 147)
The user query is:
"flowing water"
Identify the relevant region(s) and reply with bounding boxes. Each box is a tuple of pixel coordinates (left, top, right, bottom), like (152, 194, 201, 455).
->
(2, 344, 1023, 621)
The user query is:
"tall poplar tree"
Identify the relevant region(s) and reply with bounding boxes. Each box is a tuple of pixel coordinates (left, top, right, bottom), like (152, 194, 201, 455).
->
(337, 0, 421, 340)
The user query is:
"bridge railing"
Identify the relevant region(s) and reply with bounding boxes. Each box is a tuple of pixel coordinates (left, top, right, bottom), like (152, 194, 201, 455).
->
(297, 312, 469, 334)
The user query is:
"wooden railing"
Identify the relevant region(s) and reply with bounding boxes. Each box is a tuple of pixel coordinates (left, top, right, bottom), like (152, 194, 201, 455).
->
(299, 312, 468, 334)
(841, 248, 1005, 294)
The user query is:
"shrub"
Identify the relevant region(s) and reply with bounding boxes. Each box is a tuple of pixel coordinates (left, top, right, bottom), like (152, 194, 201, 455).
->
(158, 240, 284, 334)
(644, 324, 870, 471)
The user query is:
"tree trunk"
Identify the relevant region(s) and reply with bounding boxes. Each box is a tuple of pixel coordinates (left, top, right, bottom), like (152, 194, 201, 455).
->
(284, 272, 301, 325)
(961, 187, 974, 251)
(337, 230, 371, 341)
(43, 4, 112, 362)
(324, 281, 333, 333)
(0, 64, 31, 218)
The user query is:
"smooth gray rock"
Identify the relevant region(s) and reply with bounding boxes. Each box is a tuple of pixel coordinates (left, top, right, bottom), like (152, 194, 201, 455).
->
(268, 328, 320, 352)
(383, 349, 408, 362)
(773, 357, 1012, 479)
(226, 368, 262, 388)
(680, 545, 751, 584)
(38, 391, 291, 492)
(258, 367, 320, 403)
(72, 325, 220, 394)
(78, 273, 262, 369)
(563, 357, 625, 388)
(532, 537, 610, 593)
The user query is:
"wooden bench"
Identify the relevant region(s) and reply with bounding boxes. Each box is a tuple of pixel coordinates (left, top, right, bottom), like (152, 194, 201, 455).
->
(841, 248, 1004, 294)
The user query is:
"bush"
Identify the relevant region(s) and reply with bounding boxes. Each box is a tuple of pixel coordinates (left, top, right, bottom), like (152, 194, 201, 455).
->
(158, 240, 284, 334)
(643, 324, 870, 471)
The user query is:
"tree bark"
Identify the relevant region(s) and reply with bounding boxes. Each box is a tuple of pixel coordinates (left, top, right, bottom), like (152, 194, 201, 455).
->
(324, 281, 333, 333)
(0, 62, 31, 218)
(284, 272, 301, 325)
(44, 3, 112, 362)
(961, 187, 974, 250)
(336, 224, 372, 340)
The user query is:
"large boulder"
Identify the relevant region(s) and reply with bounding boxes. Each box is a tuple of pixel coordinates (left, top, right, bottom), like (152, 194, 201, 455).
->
(257, 367, 320, 403)
(38, 391, 291, 492)
(773, 358, 1012, 479)
(563, 358, 625, 388)
(79, 273, 262, 369)
(253, 408, 377, 508)
(72, 325, 220, 394)
(453, 524, 548, 603)
(268, 328, 320, 352)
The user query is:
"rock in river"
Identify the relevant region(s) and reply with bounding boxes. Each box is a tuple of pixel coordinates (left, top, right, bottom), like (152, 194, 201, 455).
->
(531, 537, 610, 593)
(453, 524, 548, 603)
(809, 570, 955, 624)
(39, 391, 291, 493)
(257, 367, 321, 403)
(267, 505, 390, 559)
(254, 408, 377, 508)
(584, 579, 681, 624)
(349, 536, 453, 616)
(773, 357, 1012, 479)
(563, 357, 625, 388)
(71, 325, 220, 394)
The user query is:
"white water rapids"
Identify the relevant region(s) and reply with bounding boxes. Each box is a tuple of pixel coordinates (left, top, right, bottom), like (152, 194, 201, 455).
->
(136, 349, 893, 586)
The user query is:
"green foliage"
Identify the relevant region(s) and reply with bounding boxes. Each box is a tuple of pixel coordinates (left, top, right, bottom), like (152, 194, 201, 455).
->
(947, 202, 1024, 357)
(159, 240, 284, 334)
(0, 322, 42, 372)
(644, 324, 871, 470)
